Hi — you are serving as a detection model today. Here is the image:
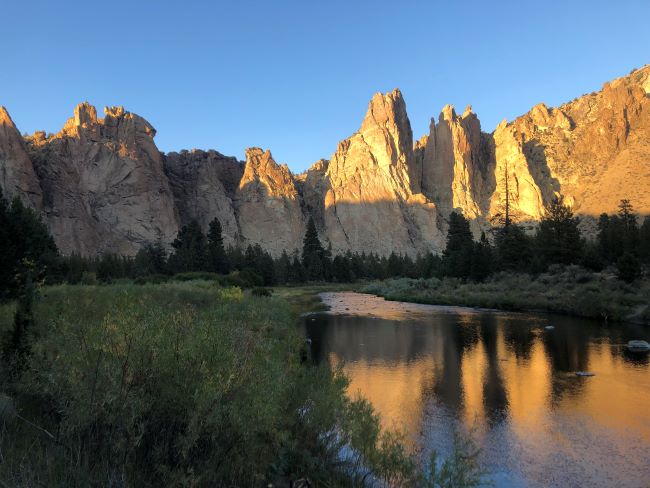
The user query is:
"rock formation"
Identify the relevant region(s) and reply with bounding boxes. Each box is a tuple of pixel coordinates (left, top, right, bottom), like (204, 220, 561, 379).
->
(1, 64, 649, 256)
(22, 103, 179, 255)
(318, 89, 443, 255)
(0, 106, 42, 209)
(235, 148, 305, 255)
(164, 149, 242, 247)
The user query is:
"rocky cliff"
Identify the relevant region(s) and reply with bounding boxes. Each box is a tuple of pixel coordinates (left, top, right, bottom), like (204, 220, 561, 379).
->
(1, 65, 649, 256)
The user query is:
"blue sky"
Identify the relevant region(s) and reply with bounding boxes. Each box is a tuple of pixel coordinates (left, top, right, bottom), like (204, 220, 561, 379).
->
(2, 0, 649, 172)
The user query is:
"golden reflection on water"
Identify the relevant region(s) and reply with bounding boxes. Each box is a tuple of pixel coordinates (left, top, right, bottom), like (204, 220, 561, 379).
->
(310, 292, 650, 446)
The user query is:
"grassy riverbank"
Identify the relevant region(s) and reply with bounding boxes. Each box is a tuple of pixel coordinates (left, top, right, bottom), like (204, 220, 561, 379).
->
(272, 282, 362, 315)
(363, 266, 650, 324)
(0, 281, 482, 486)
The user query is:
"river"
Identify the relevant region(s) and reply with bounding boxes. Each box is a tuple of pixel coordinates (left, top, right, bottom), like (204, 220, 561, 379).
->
(302, 292, 650, 488)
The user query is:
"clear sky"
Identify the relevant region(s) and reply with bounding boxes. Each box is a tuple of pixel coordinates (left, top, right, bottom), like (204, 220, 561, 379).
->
(2, 0, 649, 172)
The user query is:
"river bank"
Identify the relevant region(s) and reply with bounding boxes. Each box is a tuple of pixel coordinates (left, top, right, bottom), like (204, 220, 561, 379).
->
(362, 266, 650, 325)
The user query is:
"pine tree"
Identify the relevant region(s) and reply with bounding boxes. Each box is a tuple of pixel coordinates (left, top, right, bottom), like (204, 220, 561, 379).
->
(617, 199, 639, 255)
(134, 242, 167, 277)
(494, 223, 532, 272)
(168, 220, 207, 273)
(207, 218, 229, 274)
(2, 266, 36, 374)
(289, 253, 305, 283)
(274, 250, 291, 284)
(0, 192, 58, 299)
(640, 216, 650, 263)
(535, 197, 583, 267)
(443, 212, 474, 278)
(302, 217, 325, 281)
(387, 252, 403, 277)
(332, 255, 352, 282)
(470, 233, 493, 282)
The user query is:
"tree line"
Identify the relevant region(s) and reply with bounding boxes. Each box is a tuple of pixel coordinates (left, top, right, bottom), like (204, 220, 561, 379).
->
(1, 187, 649, 300)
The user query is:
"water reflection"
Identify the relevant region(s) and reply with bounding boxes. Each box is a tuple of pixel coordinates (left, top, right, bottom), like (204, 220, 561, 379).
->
(304, 293, 650, 488)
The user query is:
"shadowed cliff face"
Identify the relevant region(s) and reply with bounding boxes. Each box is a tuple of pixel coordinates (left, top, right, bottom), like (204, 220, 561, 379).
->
(0, 106, 42, 209)
(1, 65, 649, 256)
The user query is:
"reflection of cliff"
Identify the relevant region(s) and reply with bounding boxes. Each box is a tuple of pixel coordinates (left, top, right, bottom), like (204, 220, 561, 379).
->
(305, 294, 650, 445)
(2, 66, 650, 255)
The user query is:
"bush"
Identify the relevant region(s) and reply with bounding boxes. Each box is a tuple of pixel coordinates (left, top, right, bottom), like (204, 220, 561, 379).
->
(80, 271, 97, 285)
(617, 252, 642, 283)
(134, 273, 169, 285)
(172, 271, 221, 282)
(238, 268, 264, 288)
(251, 287, 272, 297)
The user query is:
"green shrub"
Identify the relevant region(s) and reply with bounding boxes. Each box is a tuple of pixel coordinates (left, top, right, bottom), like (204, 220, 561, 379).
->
(80, 271, 97, 285)
(251, 287, 272, 297)
(172, 271, 221, 281)
(134, 273, 169, 285)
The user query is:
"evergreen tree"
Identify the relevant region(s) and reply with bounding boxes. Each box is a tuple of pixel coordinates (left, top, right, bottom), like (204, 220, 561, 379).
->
(470, 233, 493, 282)
(332, 255, 352, 282)
(207, 218, 229, 274)
(2, 266, 36, 374)
(618, 199, 639, 255)
(597, 213, 623, 262)
(302, 217, 325, 281)
(535, 197, 583, 267)
(581, 242, 605, 272)
(640, 216, 650, 263)
(274, 250, 291, 284)
(387, 252, 403, 277)
(616, 252, 641, 283)
(168, 220, 207, 273)
(0, 192, 59, 299)
(134, 242, 168, 276)
(494, 223, 532, 272)
(442, 212, 474, 278)
(289, 252, 305, 283)
(258, 250, 276, 286)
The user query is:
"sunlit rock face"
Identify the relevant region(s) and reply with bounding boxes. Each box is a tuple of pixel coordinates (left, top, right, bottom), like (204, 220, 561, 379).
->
(321, 89, 444, 255)
(499, 66, 650, 218)
(22, 103, 179, 255)
(418, 104, 488, 234)
(1, 65, 649, 256)
(0, 107, 42, 209)
(234, 147, 306, 255)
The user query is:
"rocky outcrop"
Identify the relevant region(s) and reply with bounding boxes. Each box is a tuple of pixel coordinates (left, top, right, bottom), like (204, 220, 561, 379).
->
(164, 149, 242, 247)
(23, 103, 179, 255)
(419, 104, 487, 231)
(0, 106, 42, 209)
(321, 89, 443, 255)
(235, 148, 306, 255)
(1, 65, 649, 256)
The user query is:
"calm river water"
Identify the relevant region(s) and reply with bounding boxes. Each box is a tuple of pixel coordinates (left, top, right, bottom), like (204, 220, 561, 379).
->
(302, 292, 650, 488)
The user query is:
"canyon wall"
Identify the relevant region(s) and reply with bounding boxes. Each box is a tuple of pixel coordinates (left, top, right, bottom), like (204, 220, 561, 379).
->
(1, 65, 649, 256)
